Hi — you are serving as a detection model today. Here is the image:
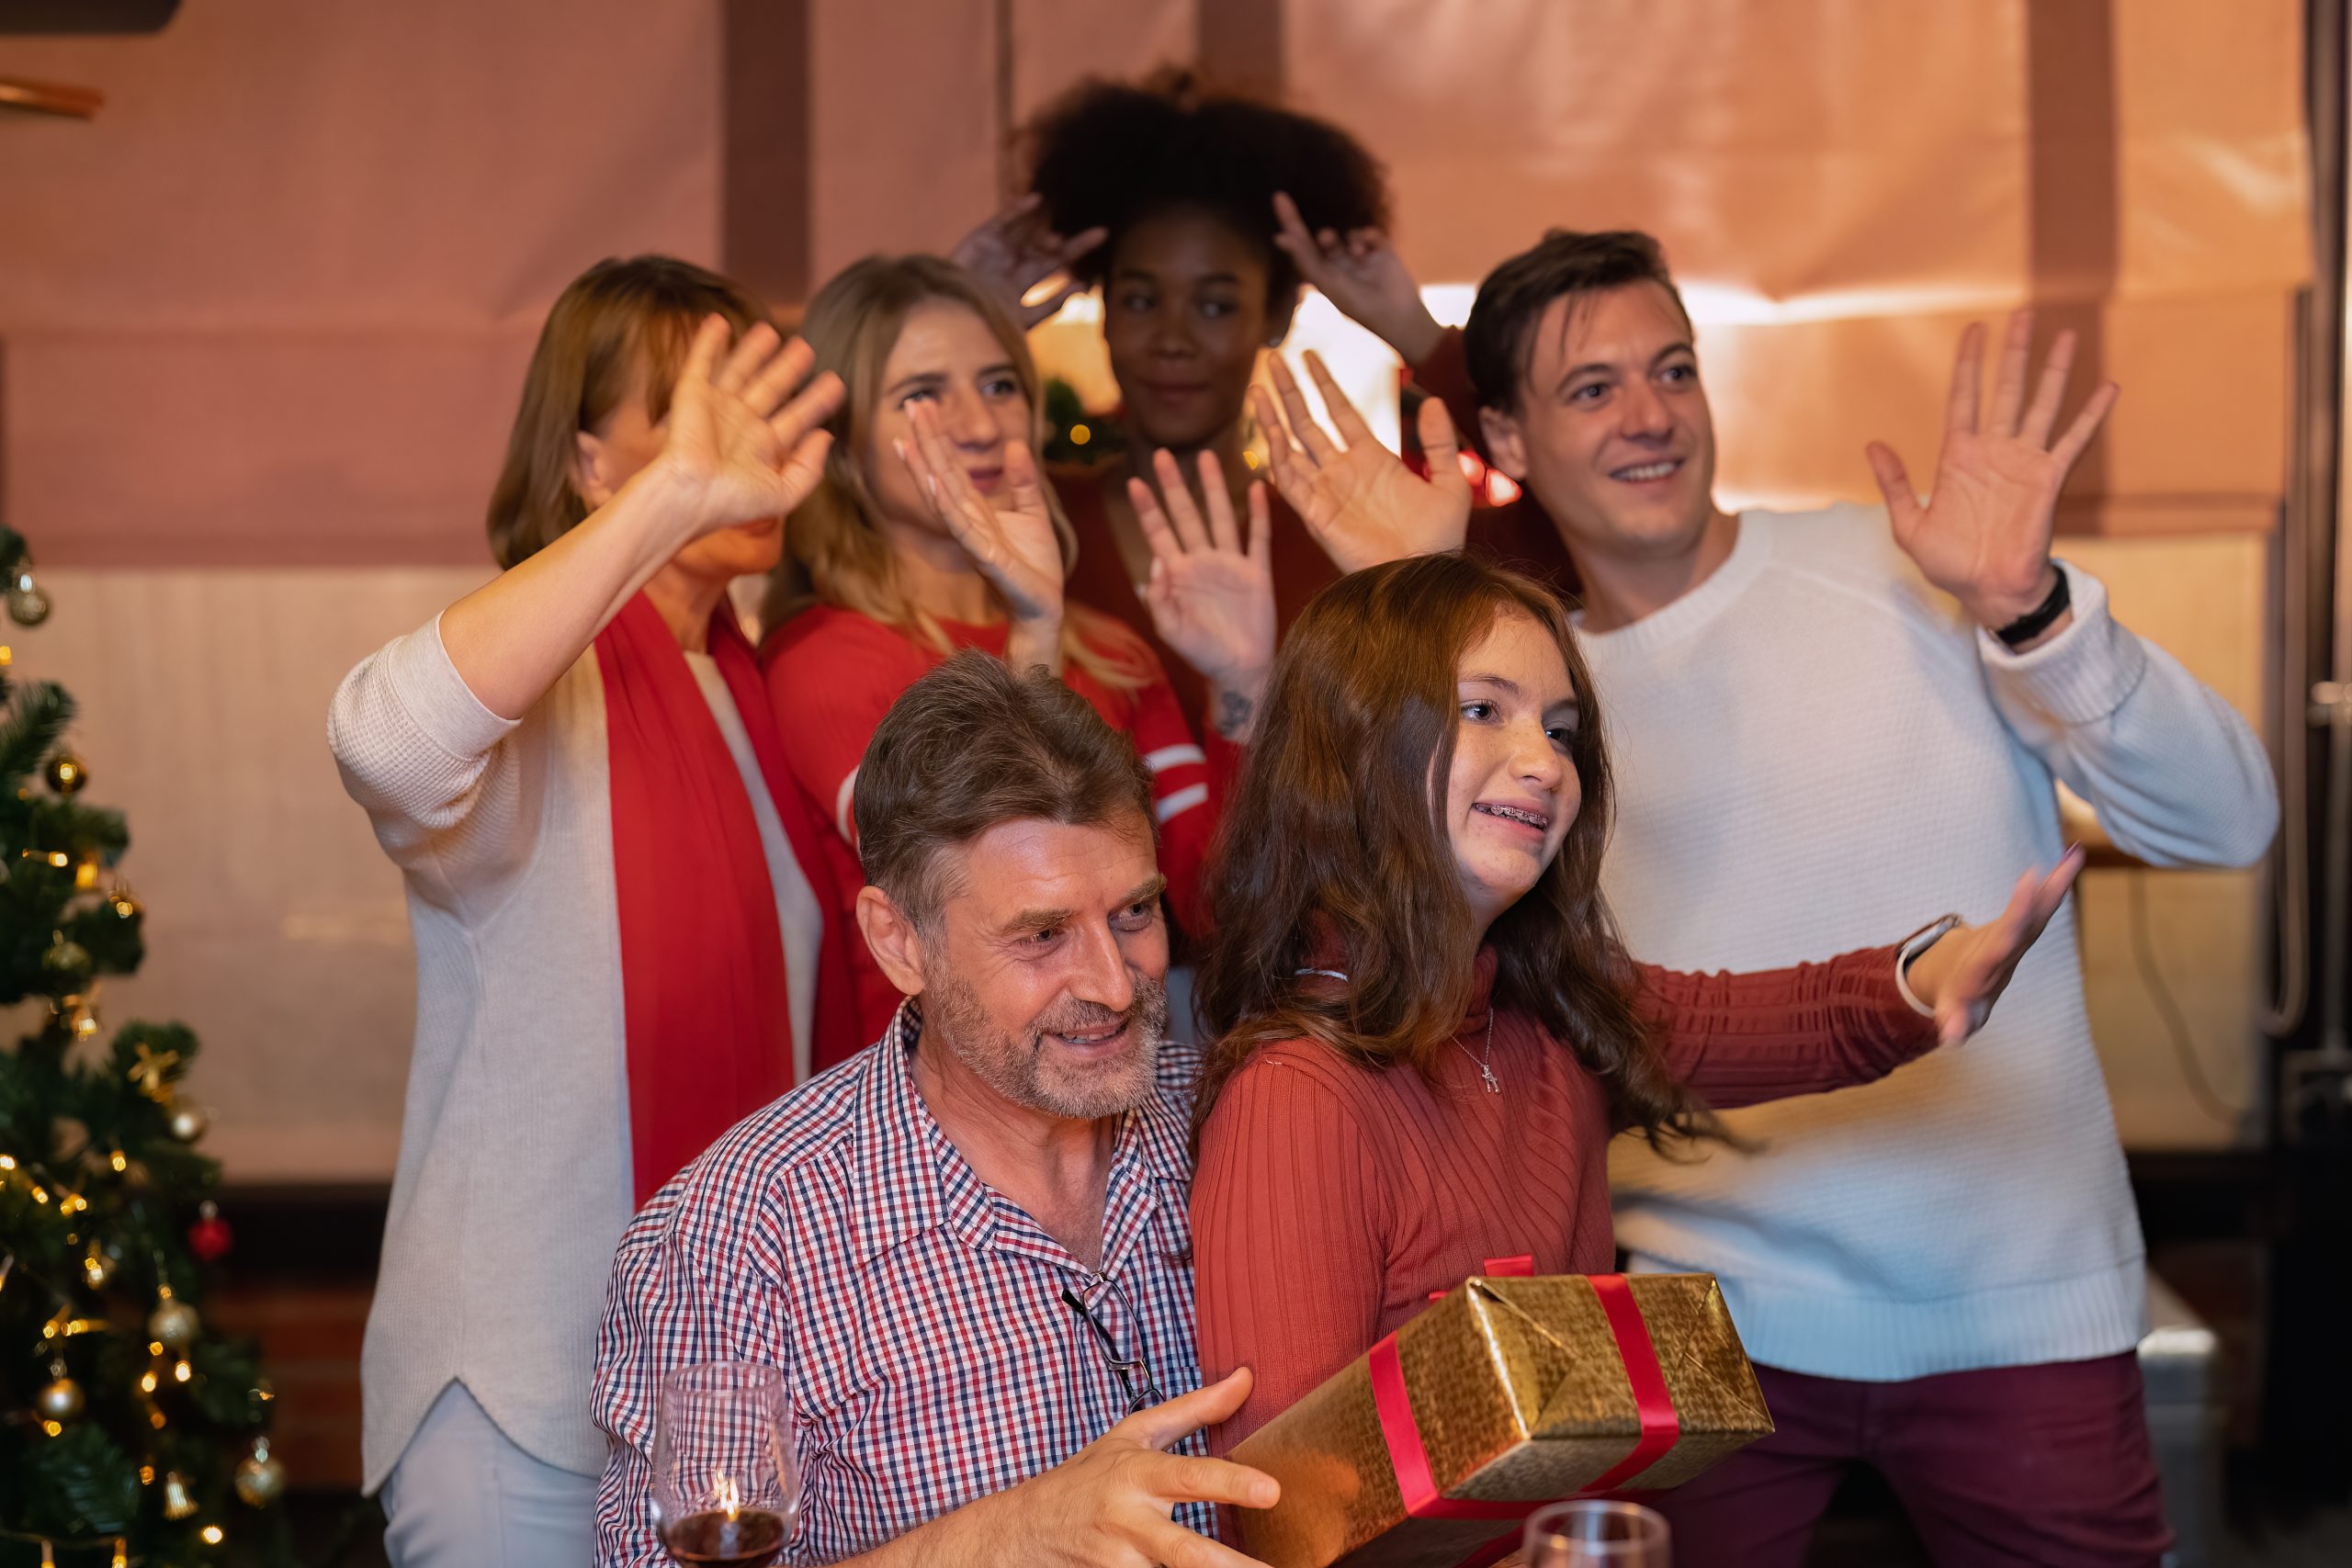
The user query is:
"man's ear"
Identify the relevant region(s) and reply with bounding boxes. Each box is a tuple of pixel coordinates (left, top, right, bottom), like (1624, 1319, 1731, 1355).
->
(1479, 404, 1532, 482)
(856, 886, 929, 999)
(572, 428, 625, 512)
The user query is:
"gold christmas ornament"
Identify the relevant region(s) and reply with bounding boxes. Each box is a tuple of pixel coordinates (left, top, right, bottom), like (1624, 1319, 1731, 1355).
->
(148, 1290, 199, 1351)
(40, 931, 90, 976)
(43, 752, 86, 795)
(54, 992, 100, 1040)
(35, 1365, 83, 1422)
(160, 1469, 198, 1520)
(233, 1438, 287, 1506)
(7, 570, 51, 628)
(166, 1103, 209, 1143)
(128, 1042, 181, 1101)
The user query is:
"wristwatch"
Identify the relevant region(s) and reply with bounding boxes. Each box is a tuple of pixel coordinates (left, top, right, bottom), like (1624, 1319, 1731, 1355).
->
(1894, 913, 1964, 1018)
(1993, 568, 2072, 649)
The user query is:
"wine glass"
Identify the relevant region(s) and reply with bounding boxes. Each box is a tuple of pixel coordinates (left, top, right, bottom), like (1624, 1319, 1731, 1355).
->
(652, 1361, 799, 1567)
(1522, 1499, 1671, 1567)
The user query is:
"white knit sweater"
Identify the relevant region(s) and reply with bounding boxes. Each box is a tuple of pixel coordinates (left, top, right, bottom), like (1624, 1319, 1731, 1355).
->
(1592, 505, 2277, 1381)
(328, 616, 818, 1487)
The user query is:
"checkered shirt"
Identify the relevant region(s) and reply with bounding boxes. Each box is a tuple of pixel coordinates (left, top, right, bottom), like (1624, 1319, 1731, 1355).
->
(593, 1003, 1211, 1564)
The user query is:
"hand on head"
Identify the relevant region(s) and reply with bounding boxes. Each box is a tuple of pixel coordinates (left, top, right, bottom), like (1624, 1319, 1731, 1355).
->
(658, 314, 844, 539)
(1865, 309, 2120, 637)
(1251, 350, 1472, 574)
(952, 193, 1111, 330)
(1271, 190, 1442, 365)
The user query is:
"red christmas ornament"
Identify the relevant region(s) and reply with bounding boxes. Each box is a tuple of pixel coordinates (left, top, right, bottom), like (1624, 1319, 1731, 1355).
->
(188, 1201, 232, 1263)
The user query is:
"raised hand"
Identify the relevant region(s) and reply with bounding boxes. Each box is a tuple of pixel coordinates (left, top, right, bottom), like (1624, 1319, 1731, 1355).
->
(897, 400, 1065, 628)
(1272, 191, 1442, 366)
(1904, 848, 2086, 1046)
(660, 315, 845, 538)
(1127, 450, 1275, 739)
(1251, 351, 1472, 574)
(951, 194, 1111, 330)
(1864, 310, 2119, 637)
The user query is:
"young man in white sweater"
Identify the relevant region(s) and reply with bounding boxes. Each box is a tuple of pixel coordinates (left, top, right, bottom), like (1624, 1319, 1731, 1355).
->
(1254, 227, 2278, 1565)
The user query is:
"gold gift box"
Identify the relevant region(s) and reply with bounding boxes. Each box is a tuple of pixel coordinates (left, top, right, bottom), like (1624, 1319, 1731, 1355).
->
(1230, 1274, 1773, 1568)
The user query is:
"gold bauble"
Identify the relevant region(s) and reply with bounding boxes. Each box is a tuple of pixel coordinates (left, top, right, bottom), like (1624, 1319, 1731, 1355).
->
(35, 1371, 84, 1422)
(149, 1295, 199, 1351)
(166, 1103, 209, 1143)
(7, 576, 51, 628)
(160, 1469, 199, 1520)
(44, 752, 87, 795)
(40, 931, 90, 976)
(233, 1439, 287, 1506)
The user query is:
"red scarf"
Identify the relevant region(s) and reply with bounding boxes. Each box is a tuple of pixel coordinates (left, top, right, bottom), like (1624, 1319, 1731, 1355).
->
(594, 593, 858, 1203)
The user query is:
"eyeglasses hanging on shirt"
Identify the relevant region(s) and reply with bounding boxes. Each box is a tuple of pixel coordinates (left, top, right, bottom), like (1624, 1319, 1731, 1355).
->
(1059, 1273, 1167, 1416)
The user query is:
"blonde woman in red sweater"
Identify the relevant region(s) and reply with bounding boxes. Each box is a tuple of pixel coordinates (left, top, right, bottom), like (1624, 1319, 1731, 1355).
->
(1187, 553, 2082, 1453)
(760, 255, 1278, 1057)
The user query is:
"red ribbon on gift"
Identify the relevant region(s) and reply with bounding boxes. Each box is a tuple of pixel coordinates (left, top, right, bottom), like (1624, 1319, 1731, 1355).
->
(1366, 1273, 1683, 1564)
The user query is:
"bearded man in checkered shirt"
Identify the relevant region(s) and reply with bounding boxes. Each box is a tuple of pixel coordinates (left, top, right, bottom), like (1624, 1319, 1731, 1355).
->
(593, 651, 1276, 1567)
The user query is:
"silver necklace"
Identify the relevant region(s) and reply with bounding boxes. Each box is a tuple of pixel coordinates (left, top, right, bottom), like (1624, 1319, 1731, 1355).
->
(1295, 968, 1502, 1093)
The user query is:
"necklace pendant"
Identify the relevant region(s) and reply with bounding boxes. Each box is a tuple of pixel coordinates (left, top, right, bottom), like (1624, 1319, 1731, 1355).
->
(1478, 1062, 1501, 1094)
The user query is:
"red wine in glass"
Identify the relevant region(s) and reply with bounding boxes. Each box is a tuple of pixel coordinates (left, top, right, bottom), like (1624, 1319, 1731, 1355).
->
(652, 1362, 799, 1567)
(660, 1505, 790, 1567)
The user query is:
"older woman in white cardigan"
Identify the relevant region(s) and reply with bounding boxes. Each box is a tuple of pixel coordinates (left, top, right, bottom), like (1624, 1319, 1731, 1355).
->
(329, 261, 847, 1567)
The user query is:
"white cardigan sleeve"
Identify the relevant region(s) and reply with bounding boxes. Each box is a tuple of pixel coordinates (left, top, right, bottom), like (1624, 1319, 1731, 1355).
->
(326, 611, 530, 893)
(1978, 561, 2278, 868)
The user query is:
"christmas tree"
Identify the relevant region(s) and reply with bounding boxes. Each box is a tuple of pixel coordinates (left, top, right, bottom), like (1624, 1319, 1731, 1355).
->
(0, 529, 292, 1566)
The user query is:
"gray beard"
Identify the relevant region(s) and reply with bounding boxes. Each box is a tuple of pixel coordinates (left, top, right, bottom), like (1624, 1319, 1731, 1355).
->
(922, 964, 1170, 1121)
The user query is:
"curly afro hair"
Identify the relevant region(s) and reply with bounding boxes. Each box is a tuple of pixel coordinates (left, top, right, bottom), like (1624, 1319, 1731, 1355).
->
(1022, 68, 1390, 306)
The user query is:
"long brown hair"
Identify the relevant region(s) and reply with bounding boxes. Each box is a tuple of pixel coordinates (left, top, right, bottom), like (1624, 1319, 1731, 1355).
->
(486, 255, 769, 570)
(1192, 554, 1717, 1151)
(759, 254, 1143, 689)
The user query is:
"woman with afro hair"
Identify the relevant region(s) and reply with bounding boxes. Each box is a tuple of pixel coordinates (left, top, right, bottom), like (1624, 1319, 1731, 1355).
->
(954, 69, 1567, 737)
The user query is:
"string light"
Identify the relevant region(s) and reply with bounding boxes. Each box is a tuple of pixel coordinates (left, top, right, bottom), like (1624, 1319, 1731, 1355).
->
(173, 1359, 191, 1383)
(139, 1369, 158, 1393)
(108, 1147, 127, 1172)
(112, 1541, 127, 1568)
(199, 1526, 223, 1546)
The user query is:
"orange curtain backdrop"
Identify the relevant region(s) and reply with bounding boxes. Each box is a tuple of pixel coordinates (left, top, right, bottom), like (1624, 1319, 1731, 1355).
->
(1284, 0, 2310, 531)
(0, 0, 724, 568)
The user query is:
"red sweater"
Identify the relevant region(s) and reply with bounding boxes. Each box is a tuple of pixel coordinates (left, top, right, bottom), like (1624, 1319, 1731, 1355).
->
(761, 604, 1229, 1065)
(1055, 330, 1574, 731)
(1190, 943, 1938, 1451)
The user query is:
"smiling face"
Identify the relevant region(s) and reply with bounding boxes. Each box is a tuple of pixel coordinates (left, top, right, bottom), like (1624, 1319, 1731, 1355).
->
(860, 298, 1035, 536)
(1442, 608, 1584, 933)
(1481, 280, 1719, 567)
(1101, 205, 1292, 453)
(913, 813, 1170, 1121)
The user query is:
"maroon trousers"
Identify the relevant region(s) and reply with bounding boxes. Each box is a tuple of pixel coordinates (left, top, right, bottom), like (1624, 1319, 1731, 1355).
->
(1651, 1354, 2173, 1567)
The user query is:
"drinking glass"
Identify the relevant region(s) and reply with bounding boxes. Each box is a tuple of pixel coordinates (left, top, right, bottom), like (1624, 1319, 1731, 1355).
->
(1521, 1499, 1672, 1567)
(651, 1361, 799, 1566)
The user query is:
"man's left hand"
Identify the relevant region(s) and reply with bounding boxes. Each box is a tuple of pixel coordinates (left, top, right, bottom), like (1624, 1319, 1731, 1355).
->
(1864, 310, 2119, 641)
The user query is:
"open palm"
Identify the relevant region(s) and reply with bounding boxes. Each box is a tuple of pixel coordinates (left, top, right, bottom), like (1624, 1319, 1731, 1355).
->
(1865, 310, 2118, 629)
(1127, 448, 1275, 694)
(899, 401, 1066, 625)
(1254, 351, 1471, 574)
(662, 317, 845, 536)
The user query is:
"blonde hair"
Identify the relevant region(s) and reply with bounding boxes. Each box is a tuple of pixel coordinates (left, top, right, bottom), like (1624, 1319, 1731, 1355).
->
(761, 254, 1146, 689)
(486, 255, 769, 570)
